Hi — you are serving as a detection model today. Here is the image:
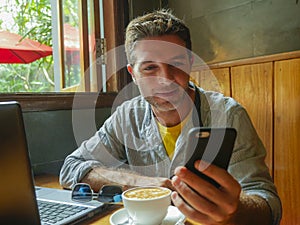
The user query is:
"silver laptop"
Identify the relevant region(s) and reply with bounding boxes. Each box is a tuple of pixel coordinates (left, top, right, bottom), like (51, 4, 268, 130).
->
(0, 101, 106, 225)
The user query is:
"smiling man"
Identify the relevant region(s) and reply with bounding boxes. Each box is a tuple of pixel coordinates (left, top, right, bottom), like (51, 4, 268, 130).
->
(127, 36, 194, 127)
(60, 9, 282, 225)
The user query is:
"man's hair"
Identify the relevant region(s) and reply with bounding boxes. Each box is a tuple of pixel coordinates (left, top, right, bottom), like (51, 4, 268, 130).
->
(125, 9, 192, 64)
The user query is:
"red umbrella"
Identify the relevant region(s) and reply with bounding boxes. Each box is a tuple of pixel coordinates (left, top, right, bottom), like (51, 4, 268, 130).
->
(0, 30, 52, 64)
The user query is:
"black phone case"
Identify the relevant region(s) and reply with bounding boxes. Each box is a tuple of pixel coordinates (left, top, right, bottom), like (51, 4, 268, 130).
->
(185, 127, 237, 187)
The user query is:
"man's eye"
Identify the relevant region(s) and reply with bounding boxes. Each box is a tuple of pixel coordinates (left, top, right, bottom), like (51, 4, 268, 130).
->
(144, 65, 157, 71)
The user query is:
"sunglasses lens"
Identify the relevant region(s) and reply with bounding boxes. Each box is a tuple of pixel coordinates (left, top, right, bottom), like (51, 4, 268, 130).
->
(72, 184, 93, 202)
(98, 185, 122, 203)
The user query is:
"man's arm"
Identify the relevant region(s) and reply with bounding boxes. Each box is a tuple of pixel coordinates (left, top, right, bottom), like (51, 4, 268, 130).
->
(231, 193, 272, 225)
(81, 167, 174, 192)
(59, 149, 173, 191)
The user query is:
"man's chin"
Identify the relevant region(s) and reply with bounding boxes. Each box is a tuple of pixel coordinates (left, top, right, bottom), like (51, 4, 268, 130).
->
(154, 104, 177, 112)
(146, 98, 180, 112)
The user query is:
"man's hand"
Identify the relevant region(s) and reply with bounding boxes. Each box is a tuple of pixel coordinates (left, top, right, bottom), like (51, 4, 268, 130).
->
(171, 160, 241, 225)
(123, 176, 175, 191)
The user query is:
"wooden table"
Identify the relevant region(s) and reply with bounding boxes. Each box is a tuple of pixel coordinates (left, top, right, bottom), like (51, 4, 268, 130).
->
(34, 174, 198, 225)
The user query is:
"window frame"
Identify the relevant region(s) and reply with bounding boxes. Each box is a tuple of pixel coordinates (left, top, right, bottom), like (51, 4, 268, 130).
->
(0, 0, 130, 112)
(0, 92, 117, 112)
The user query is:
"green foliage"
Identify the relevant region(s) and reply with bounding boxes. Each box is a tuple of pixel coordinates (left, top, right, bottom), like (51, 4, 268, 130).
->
(0, 0, 80, 93)
(0, 0, 53, 92)
(0, 60, 54, 92)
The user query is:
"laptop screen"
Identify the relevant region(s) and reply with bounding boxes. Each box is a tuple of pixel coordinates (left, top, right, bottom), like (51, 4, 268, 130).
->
(0, 101, 41, 225)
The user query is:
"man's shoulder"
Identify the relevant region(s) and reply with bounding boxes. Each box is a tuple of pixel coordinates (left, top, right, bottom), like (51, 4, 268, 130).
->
(195, 86, 247, 126)
(196, 86, 241, 110)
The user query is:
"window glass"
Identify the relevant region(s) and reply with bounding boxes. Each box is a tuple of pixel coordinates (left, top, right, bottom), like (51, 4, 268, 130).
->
(0, 0, 107, 93)
(0, 0, 54, 92)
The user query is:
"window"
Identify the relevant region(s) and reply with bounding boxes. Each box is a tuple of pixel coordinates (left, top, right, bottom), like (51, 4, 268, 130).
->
(0, 0, 130, 110)
(0, 0, 53, 92)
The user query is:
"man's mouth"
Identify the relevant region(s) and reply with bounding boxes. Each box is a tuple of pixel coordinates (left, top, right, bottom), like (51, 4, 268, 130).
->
(154, 88, 178, 98)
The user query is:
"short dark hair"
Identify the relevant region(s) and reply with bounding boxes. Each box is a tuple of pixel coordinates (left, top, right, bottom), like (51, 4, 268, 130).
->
(125, 9, 192, 64)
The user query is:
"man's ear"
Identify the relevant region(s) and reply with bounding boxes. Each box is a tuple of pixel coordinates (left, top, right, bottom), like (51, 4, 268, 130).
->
(127, 64, 137, 84)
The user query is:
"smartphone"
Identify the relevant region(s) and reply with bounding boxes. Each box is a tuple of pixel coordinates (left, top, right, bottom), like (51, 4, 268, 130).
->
(184, 127, 237, 188)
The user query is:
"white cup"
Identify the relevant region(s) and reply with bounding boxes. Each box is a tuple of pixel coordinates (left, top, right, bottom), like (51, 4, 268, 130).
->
(122, 186, 172, 225)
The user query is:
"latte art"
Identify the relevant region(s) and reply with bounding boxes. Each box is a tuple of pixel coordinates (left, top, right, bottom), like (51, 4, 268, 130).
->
(124, 187, 171, 199)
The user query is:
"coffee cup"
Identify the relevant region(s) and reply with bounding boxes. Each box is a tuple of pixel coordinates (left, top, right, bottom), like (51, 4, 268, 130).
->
(122, 186, 171, 225)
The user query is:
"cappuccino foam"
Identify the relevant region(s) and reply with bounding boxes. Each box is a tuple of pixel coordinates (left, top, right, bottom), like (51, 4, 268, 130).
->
(124, 187, 170, 199)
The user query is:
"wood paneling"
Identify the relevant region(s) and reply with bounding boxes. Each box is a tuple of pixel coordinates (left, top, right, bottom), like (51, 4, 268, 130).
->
(190, 68, 231, 96)
(274, 58, 300, 225)
(231, 63, 273, 172)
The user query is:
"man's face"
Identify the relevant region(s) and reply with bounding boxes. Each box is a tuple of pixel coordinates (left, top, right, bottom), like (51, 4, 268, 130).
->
(127, 35, 193, 112)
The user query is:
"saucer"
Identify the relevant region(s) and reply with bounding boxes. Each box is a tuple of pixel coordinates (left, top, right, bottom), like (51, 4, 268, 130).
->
(109, 206, 186, 225)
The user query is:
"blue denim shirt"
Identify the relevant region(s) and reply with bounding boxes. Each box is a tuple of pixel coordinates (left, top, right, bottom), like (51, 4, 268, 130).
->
(60, 85, 281, 225)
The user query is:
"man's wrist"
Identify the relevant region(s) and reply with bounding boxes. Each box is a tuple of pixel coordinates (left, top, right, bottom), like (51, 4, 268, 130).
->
(228, 192, 272, 225)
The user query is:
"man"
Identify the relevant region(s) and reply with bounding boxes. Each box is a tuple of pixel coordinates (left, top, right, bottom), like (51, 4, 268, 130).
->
(60, 9, 281, 225)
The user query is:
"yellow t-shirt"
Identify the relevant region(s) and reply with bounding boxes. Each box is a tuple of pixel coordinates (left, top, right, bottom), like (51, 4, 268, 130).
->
(157, 111, 192, 158)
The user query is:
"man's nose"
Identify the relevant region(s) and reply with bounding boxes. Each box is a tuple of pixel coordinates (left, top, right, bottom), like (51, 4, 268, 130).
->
(157, 63, 175, 84)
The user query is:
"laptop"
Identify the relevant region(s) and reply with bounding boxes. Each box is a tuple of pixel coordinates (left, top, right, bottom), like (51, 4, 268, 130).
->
(0, 101, 107, 225)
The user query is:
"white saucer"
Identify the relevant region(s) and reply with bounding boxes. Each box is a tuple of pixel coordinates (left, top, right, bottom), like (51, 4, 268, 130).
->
(110, 206, 186, 225)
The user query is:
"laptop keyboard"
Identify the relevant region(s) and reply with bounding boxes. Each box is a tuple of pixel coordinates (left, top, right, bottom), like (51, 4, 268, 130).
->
(37, 200, 88, 224)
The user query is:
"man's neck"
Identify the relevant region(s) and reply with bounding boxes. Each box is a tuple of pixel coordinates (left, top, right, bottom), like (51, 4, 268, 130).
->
(153, 87, 195, 127)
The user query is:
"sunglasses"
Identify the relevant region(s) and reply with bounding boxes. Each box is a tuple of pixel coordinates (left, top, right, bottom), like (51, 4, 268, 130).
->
(71, 183, 123, 204)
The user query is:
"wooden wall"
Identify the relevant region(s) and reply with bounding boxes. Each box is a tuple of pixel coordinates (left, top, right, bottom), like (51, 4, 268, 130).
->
(190, 50, 300, 225)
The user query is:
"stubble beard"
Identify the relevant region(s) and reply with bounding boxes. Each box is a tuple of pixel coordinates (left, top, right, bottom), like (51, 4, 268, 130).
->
(145, 88, 188, 113)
